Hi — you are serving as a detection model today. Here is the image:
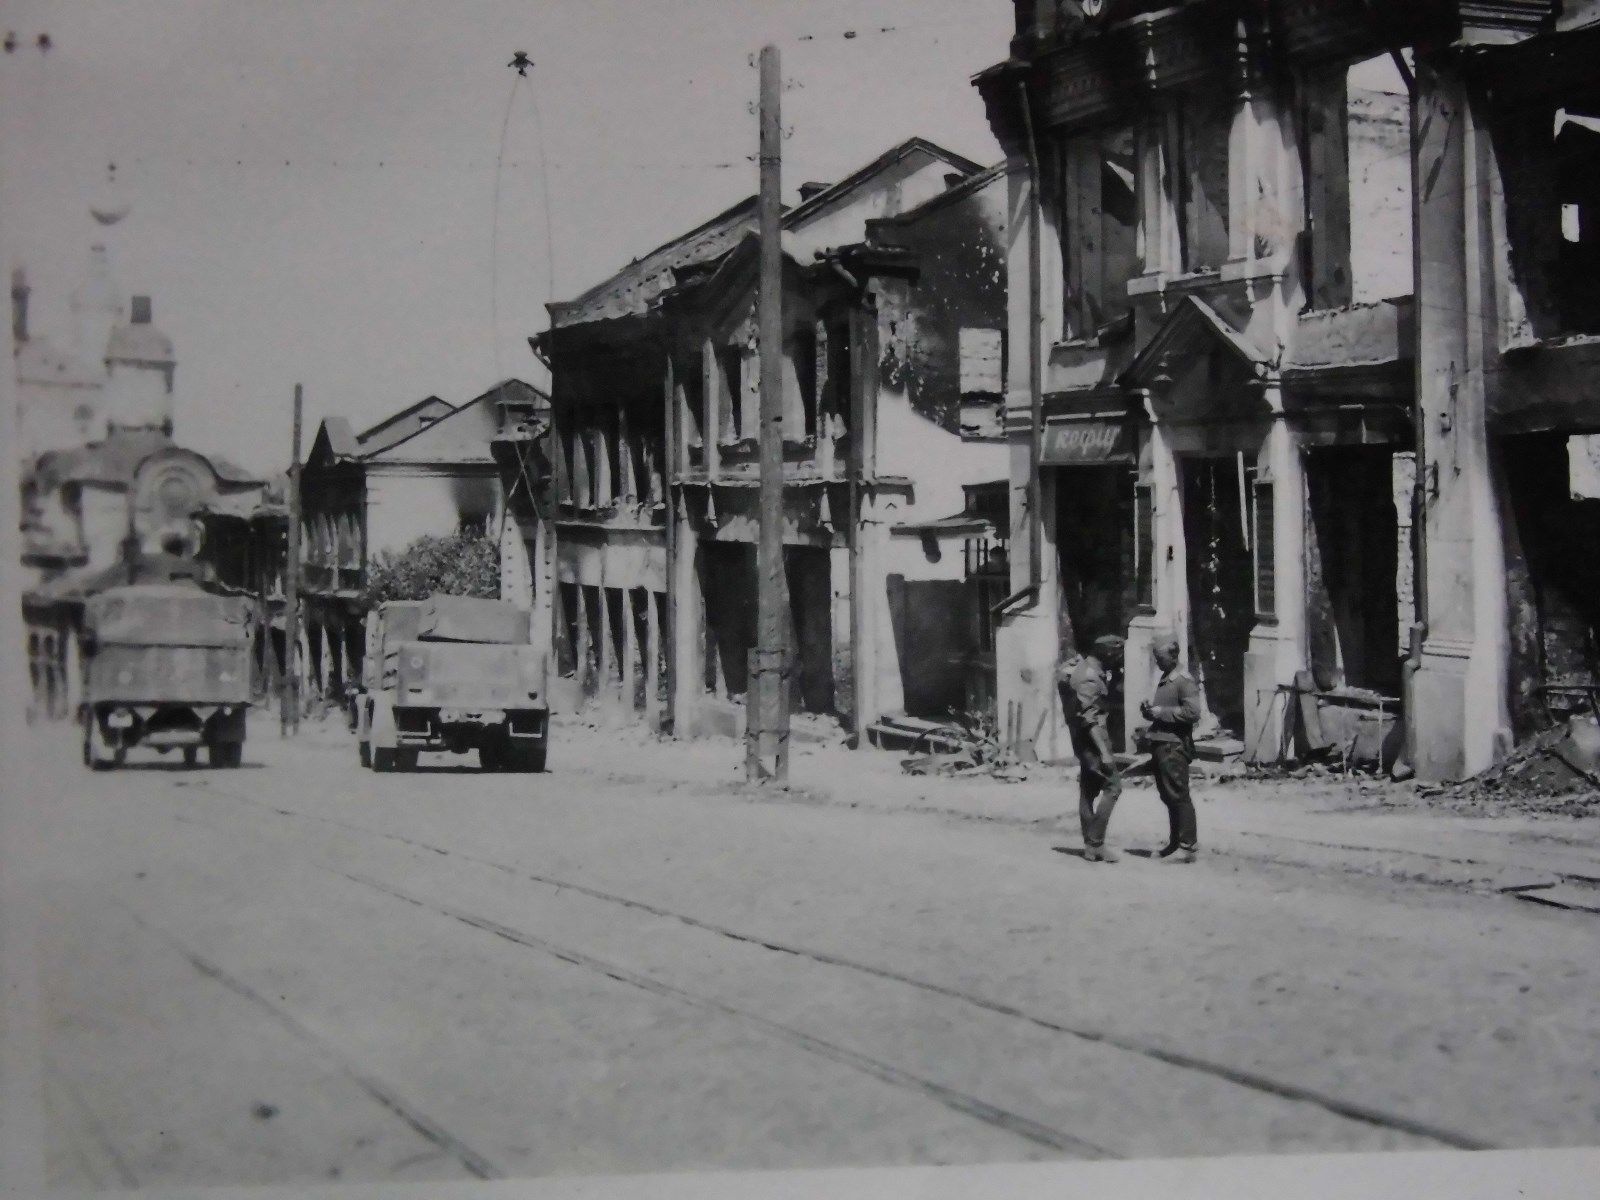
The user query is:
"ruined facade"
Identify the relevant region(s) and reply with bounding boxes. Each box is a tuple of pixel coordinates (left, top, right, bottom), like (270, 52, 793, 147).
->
(979, 0, 1595, 778)
(536, 139, 1008, 740)
(299, 380, 543, 704)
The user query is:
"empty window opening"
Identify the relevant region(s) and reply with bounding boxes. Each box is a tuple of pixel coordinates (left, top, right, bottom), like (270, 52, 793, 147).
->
(787, 327, 818, 439)
(682, 357, 707, 456)
(718, 345, 745, 442)
(601, 413, 621, 505)
(1299, 54, 1412, 309)
(1171, 100, 1231, 272)
(581, 585, 602, 694)
(605, 586, 626, 692)
(1555, 109, 1600, 334)
(820, 316, 852, 435)
(1059, 124, 1138, 338)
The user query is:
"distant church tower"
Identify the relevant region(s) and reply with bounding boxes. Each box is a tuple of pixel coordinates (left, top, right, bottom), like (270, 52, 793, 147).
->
(67, 241, 127, 364)
(104, 294, 176, 435)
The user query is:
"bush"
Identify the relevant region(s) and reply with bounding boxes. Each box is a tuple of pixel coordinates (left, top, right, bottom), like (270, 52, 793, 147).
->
(362, 532, 500, 606)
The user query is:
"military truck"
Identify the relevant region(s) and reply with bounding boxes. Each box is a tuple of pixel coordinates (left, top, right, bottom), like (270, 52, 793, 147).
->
(80, 582, 254, 769)
(356, 593, 549, 772)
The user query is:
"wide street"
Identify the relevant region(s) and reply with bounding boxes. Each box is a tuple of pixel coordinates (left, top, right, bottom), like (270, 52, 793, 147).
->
(18, 711, 1600, 1190)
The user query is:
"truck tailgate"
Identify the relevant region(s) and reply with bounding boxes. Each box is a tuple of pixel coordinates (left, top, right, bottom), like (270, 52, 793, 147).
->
(395, 642, 546, 709)
(88, 643, 252, 705)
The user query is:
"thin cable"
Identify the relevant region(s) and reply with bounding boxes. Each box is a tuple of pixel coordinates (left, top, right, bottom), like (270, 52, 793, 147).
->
(523, 75, 558, 353)
(490, 75, 520, 382)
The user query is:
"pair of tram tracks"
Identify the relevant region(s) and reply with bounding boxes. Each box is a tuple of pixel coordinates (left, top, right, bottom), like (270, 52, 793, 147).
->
(151, 774, 1497, 1158)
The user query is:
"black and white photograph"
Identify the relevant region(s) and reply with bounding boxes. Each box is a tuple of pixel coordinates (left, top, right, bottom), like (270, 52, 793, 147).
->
(2, 3, 1598, 1197)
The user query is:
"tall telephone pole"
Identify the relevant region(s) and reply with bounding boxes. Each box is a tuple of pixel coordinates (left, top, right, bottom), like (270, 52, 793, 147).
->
(747, 44, 790, 782)
(282, 384, 303, 736)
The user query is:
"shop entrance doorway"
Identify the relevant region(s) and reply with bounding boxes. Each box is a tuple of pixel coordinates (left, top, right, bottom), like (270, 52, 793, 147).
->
(1180, 456, 1255, 737)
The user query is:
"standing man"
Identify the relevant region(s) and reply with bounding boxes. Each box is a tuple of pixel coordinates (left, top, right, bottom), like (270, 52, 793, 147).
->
(1058, 634, 1125, 863)
(1140, 632, 1202, 862)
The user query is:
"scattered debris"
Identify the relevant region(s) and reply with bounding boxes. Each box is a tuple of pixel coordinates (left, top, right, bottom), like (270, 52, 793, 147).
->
(251, 1102, 279, 1121)
(1436, 717, 1600, 817)
(895, 710, 1031, 782)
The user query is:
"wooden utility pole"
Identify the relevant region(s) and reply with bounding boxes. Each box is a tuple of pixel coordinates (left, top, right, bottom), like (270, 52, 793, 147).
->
(282, 384, 303, 736)
(747, 43, 790, 782)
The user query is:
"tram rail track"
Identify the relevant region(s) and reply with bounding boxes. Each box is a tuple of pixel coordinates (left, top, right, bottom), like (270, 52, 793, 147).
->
(160, 774, 1498, 1153)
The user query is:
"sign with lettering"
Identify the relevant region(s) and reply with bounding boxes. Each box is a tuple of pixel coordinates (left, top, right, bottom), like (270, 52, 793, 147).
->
(1040, 419, 1135, 464)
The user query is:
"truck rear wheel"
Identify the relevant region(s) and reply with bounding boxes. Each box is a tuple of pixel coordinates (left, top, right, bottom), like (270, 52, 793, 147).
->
(209, 740, 242, 768)
(358, 740, 371, 768)
(372, 747, 395, 772)
(395, 749, 419, 772)
(528, 741, 547, 773)
(478, 740, 505, 772)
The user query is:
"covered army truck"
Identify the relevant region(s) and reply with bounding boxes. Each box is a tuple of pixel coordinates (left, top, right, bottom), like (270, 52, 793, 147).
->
(81, 582, 254, 769)
(356, 593, 549, 773)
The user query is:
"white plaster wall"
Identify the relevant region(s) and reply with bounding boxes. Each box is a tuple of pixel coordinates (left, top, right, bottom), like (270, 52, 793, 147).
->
(18, 380, 103, 462)
(105, 363, 171, 431)
(365, 470, 502, 560)
(788, 158, 971, 261)
(1348, 75, 1413, 304)
(872, 384, 1008, 532)
(79, 484, 129, 570)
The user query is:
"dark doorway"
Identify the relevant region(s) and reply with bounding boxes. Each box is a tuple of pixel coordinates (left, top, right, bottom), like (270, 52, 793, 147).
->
(886, 575, 973, 719)
(784, 546, 835, 714)
(699, 542, 757, 697)
(1305, 446, 1403, 695)
(1055, 464, 1137, 652)
(1181, 457, 1255, 737)
(1502, 433, 1600, 737)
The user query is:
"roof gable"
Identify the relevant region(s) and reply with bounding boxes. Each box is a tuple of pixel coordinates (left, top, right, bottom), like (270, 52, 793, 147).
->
(781, 138, 983, 228)
(363, 390, 498, 465)
(357, 396, 455, 454)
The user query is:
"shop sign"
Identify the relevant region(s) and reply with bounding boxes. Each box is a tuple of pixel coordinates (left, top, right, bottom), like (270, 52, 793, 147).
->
(1040, 419, 1134, 464)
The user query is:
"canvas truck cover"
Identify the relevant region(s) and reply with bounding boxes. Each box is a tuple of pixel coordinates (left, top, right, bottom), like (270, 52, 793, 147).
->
(85, 583, 251, 647)
(84, 584, 252, 705)
(415, 593, 530, 645)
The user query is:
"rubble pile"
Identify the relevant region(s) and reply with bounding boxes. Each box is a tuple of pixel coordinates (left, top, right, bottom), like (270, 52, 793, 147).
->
(1426, 719, 1600, 818)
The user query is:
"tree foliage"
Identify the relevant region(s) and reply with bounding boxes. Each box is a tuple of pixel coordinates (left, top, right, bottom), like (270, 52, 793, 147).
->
(362, 532, 500, 606)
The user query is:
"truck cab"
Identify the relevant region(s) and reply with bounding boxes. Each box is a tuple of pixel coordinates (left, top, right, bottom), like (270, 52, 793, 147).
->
(356, 594, 549, 772)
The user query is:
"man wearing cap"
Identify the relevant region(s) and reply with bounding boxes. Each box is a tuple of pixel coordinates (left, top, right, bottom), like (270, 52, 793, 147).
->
(1140, 632, 1203, 862)
(1057, 634, 1125, 863)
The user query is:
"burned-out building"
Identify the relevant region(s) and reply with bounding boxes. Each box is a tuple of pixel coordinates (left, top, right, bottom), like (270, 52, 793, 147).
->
(976, 0, 1600, 779)
(535, 138, 1008, 740)
(298, 380, 543, 702)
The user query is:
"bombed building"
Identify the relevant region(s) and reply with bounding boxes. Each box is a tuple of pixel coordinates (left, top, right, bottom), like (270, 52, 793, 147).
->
(977, 0, 1600, 780)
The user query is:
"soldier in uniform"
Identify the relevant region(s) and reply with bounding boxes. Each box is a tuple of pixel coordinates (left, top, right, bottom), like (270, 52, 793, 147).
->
(1140, 632, 1202, 862)
(1058, 634, 1126, 863)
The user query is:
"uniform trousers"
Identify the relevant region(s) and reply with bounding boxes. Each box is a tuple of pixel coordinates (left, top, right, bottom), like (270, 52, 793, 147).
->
(1151, 739, 1198, 850)
(1071, 726, 1121, 847)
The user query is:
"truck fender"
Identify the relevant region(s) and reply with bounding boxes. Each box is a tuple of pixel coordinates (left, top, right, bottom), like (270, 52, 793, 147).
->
(369, 693, 399, 750)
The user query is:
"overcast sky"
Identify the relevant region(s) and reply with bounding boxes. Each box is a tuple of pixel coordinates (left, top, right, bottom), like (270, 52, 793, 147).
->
(1, 0, 1009, 474)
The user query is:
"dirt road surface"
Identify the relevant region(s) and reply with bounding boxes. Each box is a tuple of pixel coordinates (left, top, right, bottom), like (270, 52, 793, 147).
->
(15, 712, 1600, 1190)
